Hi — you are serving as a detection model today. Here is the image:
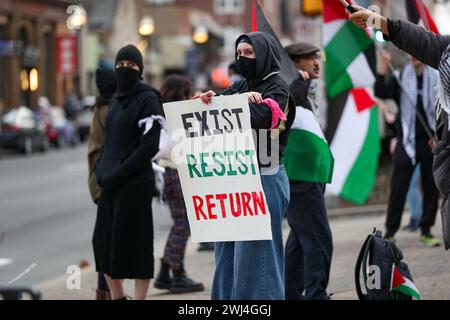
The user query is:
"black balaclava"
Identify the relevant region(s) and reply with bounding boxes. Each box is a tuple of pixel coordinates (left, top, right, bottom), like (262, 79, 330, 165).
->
(235, 32, 281, 82)
(115, 45, 144, 98)
(95, 69, 117, 102)
(236, 36, 257, 80)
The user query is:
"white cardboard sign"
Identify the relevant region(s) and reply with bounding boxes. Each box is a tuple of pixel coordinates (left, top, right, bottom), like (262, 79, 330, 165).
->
(163, 94, 272, 243)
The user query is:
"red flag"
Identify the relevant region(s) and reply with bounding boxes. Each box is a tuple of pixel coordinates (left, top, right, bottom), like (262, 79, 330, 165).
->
(406, 0, 440, 34)
(323, 0, 352, 23)
(252, 0, 258, 32)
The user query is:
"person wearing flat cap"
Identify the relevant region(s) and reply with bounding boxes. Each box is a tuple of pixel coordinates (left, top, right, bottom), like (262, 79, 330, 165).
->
(285, 42, 321, 117)
(93, 44, 163, 300)
(283, 42, 333, 300)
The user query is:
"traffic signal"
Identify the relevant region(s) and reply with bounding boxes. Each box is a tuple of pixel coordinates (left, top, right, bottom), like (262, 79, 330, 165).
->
(302, 0, 323, 17)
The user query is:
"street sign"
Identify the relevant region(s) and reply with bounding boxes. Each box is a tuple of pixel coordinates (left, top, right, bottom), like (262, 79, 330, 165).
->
(56, 36, 77, 75)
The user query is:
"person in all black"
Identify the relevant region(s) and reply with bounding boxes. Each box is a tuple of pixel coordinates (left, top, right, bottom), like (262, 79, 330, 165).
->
(93, 45, 162, 300)
(197, 32, 295, 300)
(284, 43, 333, 300)
(87, 68, 117, 300)
(375, 51, 440, 247)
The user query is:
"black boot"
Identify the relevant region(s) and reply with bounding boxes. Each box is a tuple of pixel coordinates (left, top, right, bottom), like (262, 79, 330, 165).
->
(95, 289, 111, 300)
(154, 259, 172, 290)
(170, 269, 205, 294)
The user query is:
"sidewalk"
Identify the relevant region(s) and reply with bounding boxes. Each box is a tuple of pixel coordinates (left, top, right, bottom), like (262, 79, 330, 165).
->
(37, 209, 450, 300)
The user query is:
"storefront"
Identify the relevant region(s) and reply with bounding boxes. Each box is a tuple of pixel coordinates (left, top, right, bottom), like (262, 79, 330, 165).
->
(0, 15, 9, 112)
(0, 0, 74, 111)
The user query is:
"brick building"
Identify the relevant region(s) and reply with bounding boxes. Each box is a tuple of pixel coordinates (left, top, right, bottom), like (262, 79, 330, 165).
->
(0, 0, 75, 111)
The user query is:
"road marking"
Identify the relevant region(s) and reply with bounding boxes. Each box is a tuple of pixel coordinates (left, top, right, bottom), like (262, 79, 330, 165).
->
(61, 162, 86, 173)
(0, 258, 13, 268)
(7, 262, 37, 285)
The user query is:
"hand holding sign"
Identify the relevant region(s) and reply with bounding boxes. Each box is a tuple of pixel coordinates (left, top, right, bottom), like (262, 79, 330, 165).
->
(195, 90, 216, 105)
(245, 92, 263, 104)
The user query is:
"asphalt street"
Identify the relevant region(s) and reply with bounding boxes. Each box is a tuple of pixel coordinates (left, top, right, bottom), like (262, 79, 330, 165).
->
(0, 145, 172, 287)
(2, 144, 449, 300)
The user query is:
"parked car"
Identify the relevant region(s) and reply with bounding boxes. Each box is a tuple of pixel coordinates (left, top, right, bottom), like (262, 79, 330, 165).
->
(35, 97, 61, 148)
(49, 107, 79, 147)
(0, 106, 49, 155)
(0, 287, 41, 300)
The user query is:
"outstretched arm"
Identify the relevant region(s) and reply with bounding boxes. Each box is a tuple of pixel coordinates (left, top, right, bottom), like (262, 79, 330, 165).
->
(348, 5, 450, 69)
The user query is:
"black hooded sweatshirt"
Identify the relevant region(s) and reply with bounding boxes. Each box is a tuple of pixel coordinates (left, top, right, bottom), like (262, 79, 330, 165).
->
(218, 32, 295, 169)
(95, 82, 162, 191)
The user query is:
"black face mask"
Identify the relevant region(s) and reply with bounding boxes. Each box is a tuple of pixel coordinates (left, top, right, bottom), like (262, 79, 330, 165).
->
(236, 56, 257, 80)
(116, 67, 141, 97)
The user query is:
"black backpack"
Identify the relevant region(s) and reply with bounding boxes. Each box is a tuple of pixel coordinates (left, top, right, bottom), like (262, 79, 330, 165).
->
(355, 229, 413, 300)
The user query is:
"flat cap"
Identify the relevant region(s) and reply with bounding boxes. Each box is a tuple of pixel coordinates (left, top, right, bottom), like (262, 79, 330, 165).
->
(285, 42, 320, 58)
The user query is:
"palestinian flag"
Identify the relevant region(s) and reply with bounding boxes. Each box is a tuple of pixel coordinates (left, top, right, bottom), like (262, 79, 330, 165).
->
(323, 0, 380, 205)
(323, 0, 376, 98)
(406, 0, 440, 34)
(284, 107, 334, 183)
(391, 264, 421, 300)
(252, 0, 334, 184)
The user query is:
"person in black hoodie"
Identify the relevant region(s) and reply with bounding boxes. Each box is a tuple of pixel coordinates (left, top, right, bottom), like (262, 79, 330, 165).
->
(197, 32, 295, 300)
(93, 45, 162, 300)
(88, 68, 117, 300)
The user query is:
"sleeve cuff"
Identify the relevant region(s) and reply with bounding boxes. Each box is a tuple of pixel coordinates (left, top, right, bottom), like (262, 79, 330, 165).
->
(383, 19, 395, 42)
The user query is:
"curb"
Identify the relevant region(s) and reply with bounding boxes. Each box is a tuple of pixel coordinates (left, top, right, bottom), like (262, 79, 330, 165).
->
(328, 204, 387, 219)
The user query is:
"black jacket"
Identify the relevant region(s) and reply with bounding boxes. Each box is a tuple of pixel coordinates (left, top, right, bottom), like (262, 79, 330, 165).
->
(95, 82, 162, 191)
(218, 32, 295, 168)
(375, 70, 435, 143)
(374, 73, 402, 139)
(289, 75, 314, 112)
(386, 19, 450, 69)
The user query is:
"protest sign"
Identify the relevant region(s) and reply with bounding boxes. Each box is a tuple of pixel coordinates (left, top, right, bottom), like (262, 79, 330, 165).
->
(163, 94, 272, 242)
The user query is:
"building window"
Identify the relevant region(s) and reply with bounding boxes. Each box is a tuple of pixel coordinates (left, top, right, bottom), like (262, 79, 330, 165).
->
(144, 0, 175, 5)
(18, 27, 30, 107)
(214, 0, 244, 15)
(41, 32, 53, 99)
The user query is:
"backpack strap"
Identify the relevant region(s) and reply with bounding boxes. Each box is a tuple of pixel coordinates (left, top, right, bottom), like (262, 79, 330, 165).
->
(355, 234, 373, 300)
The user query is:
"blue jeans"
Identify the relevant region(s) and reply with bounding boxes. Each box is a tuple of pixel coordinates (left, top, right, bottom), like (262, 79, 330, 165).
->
(406, 165, 423, 224)
(211, 166, 290, 300)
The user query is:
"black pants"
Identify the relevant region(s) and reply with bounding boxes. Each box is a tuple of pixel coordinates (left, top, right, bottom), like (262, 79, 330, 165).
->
(98, 273, 109, 292)
(385, 142, 439, 237)
(285, 182, 333, 300)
